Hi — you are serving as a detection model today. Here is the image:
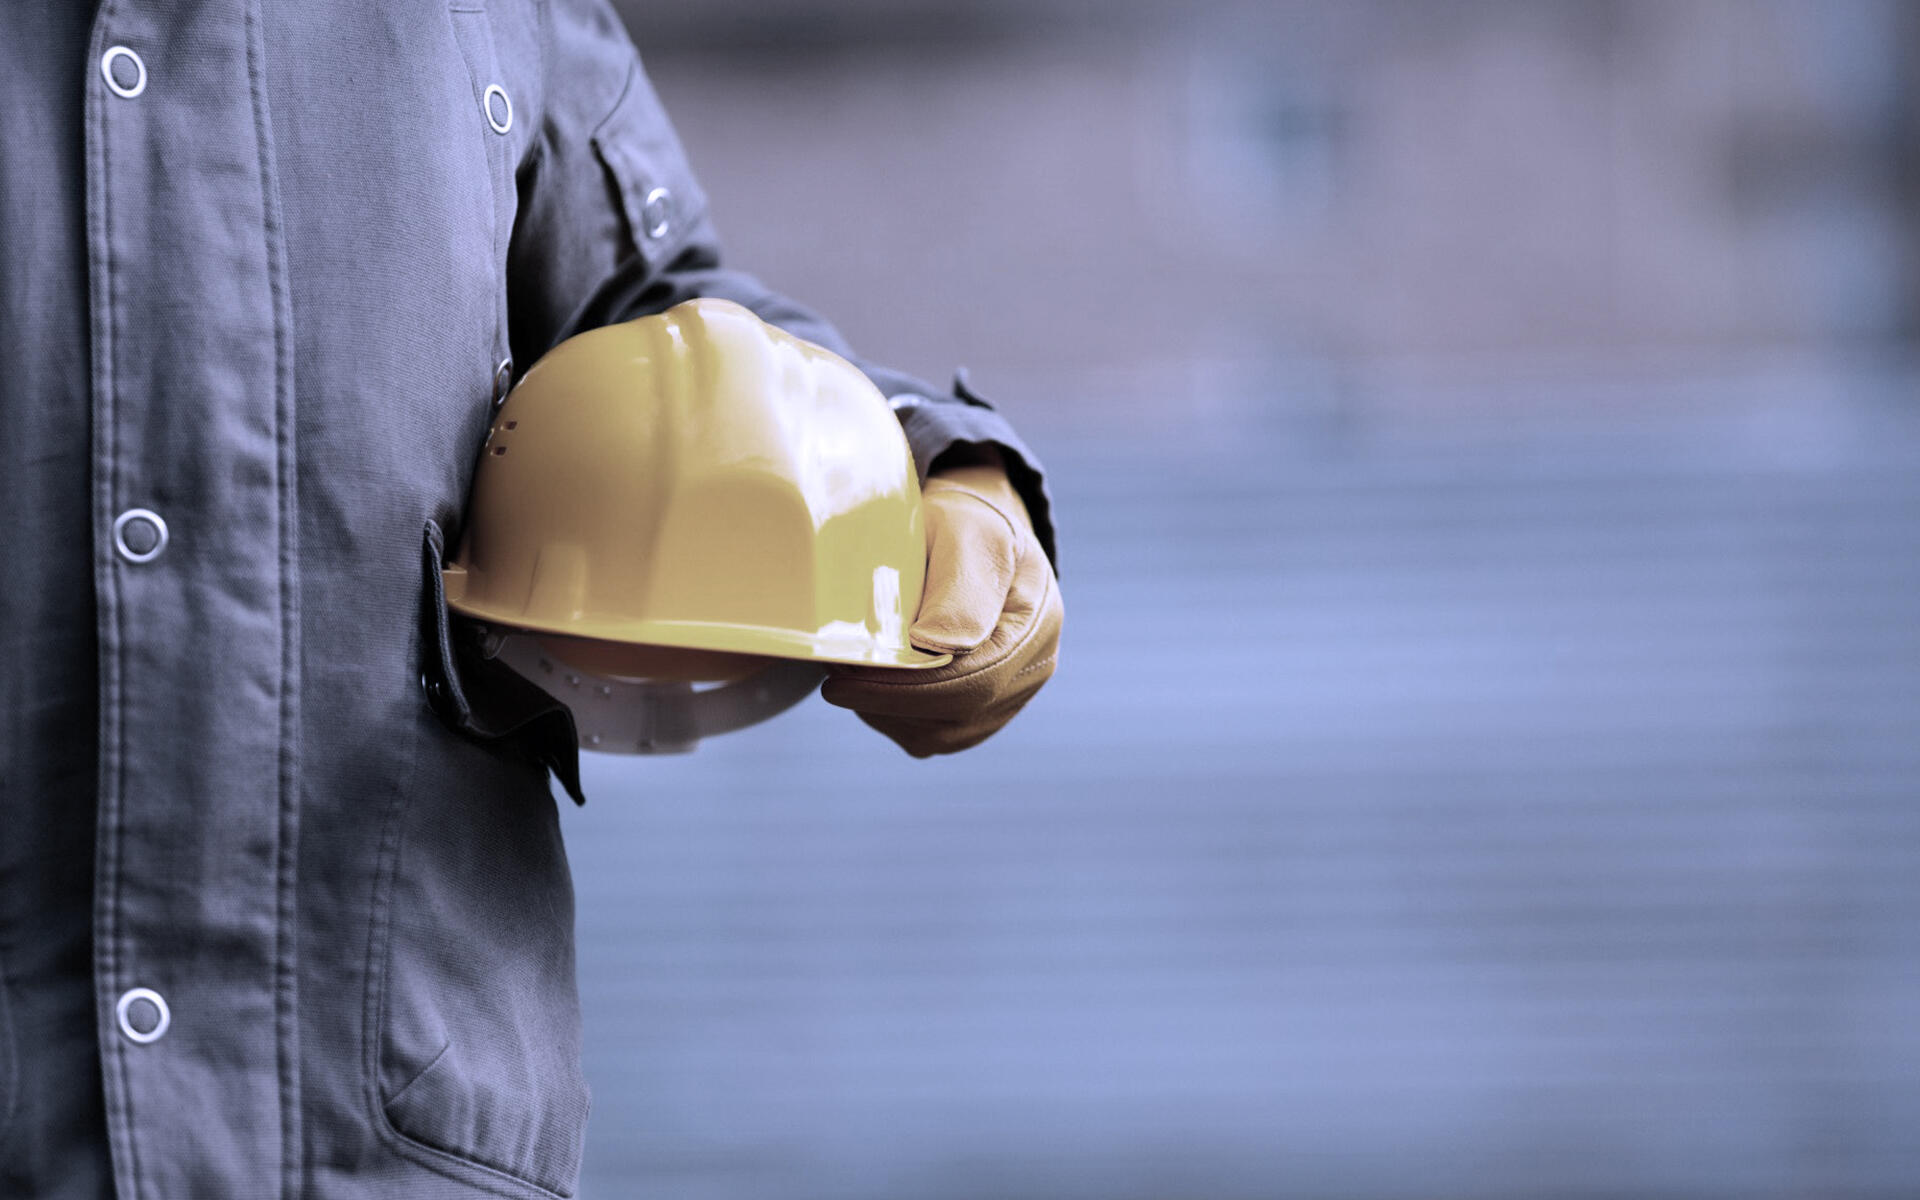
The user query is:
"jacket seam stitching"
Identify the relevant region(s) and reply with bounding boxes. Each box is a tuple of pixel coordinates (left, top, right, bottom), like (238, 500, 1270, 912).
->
(0, 953, 17, 1151)
(380, 1038, 452, 1112)
(87, 3, 144, 1194)
(243, 0, 304, 1193)
(378, 1093, 579, 1200)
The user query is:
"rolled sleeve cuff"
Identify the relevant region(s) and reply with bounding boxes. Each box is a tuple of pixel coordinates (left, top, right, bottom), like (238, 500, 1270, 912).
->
(889, 371, 1057, 570)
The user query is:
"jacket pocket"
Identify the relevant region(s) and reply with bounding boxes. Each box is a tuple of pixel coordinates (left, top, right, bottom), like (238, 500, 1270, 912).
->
(366, 523, 591, 1198)
(590, 62, 710, 270)
(372, 696, 591, 1198)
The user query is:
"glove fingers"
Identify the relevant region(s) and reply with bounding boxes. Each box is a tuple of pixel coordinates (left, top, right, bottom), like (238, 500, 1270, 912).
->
(852, 691, 1036, 759)
(837, 646, 1055, 755)
(908, 492, 1017, 654)
(828, 462, 1061, 759)
(823, 553, 1060, 726)
(826, 544, 1051, 696)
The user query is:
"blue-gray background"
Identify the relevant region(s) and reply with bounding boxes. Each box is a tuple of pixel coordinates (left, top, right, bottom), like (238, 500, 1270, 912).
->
(566, 2, 1920, 1195)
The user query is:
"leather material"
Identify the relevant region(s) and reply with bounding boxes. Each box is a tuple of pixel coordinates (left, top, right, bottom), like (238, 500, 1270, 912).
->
(821, 465, 1063, 757)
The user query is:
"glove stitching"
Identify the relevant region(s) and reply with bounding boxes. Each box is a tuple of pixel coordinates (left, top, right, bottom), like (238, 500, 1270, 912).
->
(1011, 653, 1057, 682)
(927, 483, 1020, 545)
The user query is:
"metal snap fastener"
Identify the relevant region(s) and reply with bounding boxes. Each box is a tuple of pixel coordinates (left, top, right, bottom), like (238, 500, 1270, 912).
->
(116, 987, 171, 1045)
(641, 186, 673, 240)
(493, 357, 513, 407)
(112, 508, 169, 564)
(483, 84, 512, 134)
(101, 46, 147, 99)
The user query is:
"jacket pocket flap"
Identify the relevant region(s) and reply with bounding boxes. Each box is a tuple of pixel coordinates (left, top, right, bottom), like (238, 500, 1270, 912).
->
(590, 64, 709, 267)
(385, 1039, 590, 1198)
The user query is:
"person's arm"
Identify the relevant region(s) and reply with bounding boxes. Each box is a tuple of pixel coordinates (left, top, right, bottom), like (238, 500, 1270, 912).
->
(506, 0, 1054, 561)
(507, 0, 1061, 753)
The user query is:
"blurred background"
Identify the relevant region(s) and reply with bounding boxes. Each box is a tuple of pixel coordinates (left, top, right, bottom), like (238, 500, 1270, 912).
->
(566, 1, 1920, 1196)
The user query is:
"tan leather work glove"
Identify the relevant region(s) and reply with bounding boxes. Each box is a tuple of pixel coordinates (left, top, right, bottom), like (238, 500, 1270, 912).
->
(821, 459, 1062, 757)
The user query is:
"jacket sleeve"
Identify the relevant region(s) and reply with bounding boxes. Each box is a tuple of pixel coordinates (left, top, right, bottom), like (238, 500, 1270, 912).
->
(506, 0, 1057, 565)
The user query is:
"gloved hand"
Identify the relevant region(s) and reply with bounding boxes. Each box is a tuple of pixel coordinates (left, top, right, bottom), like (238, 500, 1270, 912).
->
(822, 458, 1062, 756)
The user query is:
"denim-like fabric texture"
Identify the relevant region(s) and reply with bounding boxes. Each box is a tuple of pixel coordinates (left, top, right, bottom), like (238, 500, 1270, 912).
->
(0, 2, 1051, 1197)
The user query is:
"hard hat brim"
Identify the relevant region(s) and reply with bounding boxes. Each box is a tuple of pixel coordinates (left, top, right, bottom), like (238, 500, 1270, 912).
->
(446, 589, 953, 671)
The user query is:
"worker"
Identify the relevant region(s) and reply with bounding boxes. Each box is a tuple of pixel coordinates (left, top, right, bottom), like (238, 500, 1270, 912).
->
(0, 3, 1063, 1197)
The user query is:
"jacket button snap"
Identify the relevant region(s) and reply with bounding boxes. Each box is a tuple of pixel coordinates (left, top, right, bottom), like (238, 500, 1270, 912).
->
(101, 46, 147, 99)
(641, 186, 672, 240)
(112, 508, 169, 564)
(493, 357, 513, 406)
(484, 84, 512, 134)
(116, 987, 171, 1045)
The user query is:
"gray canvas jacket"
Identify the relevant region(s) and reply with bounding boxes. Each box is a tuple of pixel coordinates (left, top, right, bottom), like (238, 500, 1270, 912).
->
(0, 2, 1053, 1197)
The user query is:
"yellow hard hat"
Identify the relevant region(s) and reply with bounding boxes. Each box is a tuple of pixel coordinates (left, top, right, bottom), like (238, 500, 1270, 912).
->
(440, 298, 948, 751)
